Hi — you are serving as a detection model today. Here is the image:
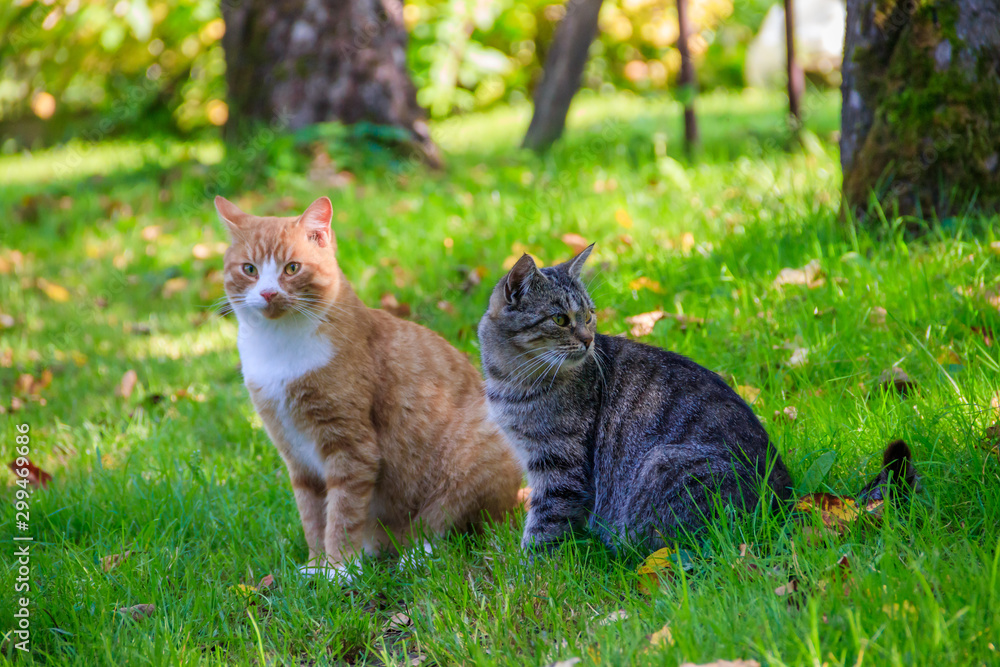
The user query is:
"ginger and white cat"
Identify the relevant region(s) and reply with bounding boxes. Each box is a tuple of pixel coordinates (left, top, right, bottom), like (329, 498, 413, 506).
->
(216, 195, 522, 579)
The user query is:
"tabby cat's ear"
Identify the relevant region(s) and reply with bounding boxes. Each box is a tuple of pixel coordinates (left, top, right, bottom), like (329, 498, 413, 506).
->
(563, 243, 594, 279)
(504, 254, 545, 304)
(214, 196, 246, 239)
(298, 196, 336, 250)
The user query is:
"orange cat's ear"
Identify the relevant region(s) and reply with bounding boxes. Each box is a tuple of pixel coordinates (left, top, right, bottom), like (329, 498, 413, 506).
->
(299, 197, 336, 250)
(214, 196, 246, 239)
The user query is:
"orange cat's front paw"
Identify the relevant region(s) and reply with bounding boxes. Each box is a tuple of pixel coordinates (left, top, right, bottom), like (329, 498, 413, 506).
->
(297, 560, 359, 584)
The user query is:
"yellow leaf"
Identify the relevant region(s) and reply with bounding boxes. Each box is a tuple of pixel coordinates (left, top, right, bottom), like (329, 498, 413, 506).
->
(629, 276, 663, 293)
(229, 584, 256, 598)
(736, 385, 761, 404)
(615, 208, 633, 229)
(795, 493, 860, 532)
(636, 547, 675, 595)
(649, 623, 675, 647)
(680, 232, 696, 253)
(38, 279, 70, 302)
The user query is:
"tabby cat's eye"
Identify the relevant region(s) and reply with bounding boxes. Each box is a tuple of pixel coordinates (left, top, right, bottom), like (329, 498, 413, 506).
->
(242, 263, 257, 277)
(284, 262, 301, 276)
(585, 310, 594, 323)
(552, 313, 570, 326)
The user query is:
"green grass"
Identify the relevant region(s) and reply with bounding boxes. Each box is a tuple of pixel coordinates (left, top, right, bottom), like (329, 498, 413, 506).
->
(2, 88, 1000, 666)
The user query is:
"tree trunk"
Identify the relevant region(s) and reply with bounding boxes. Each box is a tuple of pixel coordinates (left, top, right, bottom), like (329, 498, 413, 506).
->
(221, 0, 441, 167)
(675, 0, 699, 157)
(522, 0, 605, 152)
(841, 0, 1000, 221)
(783, 0, 804, 125)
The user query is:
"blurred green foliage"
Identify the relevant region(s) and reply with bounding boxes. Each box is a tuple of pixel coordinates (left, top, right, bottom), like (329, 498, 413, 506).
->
(1, 0, 777, 146)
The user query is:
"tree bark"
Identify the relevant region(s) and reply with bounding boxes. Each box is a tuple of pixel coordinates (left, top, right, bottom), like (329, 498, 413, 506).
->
(841, 0, 1000, 221)
(675, 0, 699, 157)
(221, 0, 441, 167)
(522, 0, 605, 152)
(783, 0, 804, 125)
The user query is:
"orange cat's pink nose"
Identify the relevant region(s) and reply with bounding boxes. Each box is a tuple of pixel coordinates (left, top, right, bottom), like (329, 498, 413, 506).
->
(260, 290, 278, 303)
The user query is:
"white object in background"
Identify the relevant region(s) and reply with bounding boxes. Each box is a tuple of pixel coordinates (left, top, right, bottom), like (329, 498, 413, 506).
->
(745, 0, 846, 88)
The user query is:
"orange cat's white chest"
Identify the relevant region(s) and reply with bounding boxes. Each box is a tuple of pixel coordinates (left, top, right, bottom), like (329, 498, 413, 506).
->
(237, 315, 335, 475)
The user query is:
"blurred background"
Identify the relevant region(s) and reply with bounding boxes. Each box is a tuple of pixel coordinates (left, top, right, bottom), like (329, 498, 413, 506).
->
(0, 0, 844, 146)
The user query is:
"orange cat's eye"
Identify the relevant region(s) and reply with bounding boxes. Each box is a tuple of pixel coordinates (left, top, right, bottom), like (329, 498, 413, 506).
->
(242, 263, 257, 277)
(284, 262, 301, 276)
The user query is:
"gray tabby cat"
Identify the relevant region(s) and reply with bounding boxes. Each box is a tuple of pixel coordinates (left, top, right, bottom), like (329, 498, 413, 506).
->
(478, 244, 793, 554)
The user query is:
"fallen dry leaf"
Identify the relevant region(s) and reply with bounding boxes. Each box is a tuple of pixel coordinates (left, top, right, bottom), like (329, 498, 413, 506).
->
(615, 208, 633, 229)
(15, 370, 52, 396)
(869, 306, 887, 326)
(626, 310, 666, 336)
(637, 547, 675, 595)
(102, 550, 134, 573)
(37, 278, 71, 302)
(774, 406, 798, 422)
(625, 310, 703, 336)
(229, 584, 257, 597)
(680, 232, 696, 254)
(795, 493, 860, 532)
(736, 385, 762, 405)
(118, 603, 155, 621)
(162, 277, 189, 299)
(877, 367, 915, 397)
(380, 294, 411, 318)
(408, 656, 427, 667)
(117, 369, 138, 399)
(774, 578, 799, 596)
(774, 260, 824, 289)
(629, 276, 663, 293)
(648, 623, 675, 647)
(257, 574, 275, 590)
(387, 611, 412, 632)
(436, 300, 456, 315)
(680, 661, 760, 667)
(8, 459, 52, 489)
(561, 233, 590, 255)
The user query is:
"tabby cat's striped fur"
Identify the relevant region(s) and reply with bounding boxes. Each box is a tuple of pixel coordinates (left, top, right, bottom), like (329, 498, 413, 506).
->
(478, 245, 793, 553)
